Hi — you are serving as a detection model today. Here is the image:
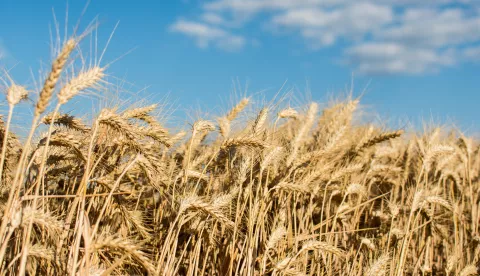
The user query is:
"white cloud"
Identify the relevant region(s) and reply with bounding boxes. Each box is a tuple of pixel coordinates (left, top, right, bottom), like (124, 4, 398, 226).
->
(376, 8, 480, 47)
(343, 6, 480, 73)
(205, 0, 326, 15)
(204, 0, 467, 14)
(345, 43, 456, 74)
(170, 0, 480, 74)
(463, 46, 480, 61)
(169, 19, 245, 51)
(272, 3, 393, 47)
(201, 13, 225, 25)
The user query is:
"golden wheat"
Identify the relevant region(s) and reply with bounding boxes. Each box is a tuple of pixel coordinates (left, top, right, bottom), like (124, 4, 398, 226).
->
(0, 31, 478, 276)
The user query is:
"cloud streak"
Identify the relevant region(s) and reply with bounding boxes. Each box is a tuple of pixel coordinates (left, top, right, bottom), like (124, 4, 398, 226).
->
(169, 19, 245, 51)
(463, 46, 480, 62)
(272, 3, 393, 47)
(376, 8, 480, 47)
(345, 43, 456, 74)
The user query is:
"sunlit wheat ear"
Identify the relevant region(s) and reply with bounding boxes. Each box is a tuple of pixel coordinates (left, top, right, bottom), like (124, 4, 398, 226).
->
(323, 125, 346, 151)
(423, 195, 453, 211)
(345, 183, 367, 199)
(266, 225, 287, 252)
(87, 265, 106, 276)
(21, 206, 63, 236)
(25, 244, 55, 275)
(412, 189, 425, 211)
(423, 144, 455, 172)
(252, 107, 268, 135)
(436, 154, 457, 171)
(46, 131, 84, 147)
(287, 102, 318, 165)
(35, 39, 76, 116)
(375, 145, 398, 158)
(42, 112, 88, 132)
(328, 163, 363, 181)
(388, 202, 400, 218)
(278, 107, 298, 119)
(226, 97, 249, 121)
(360, 238, 376, 251)
(370, 164, 402, 175)
(122, 104, 157, 123)
(340, 98, 359, 125)
(366, 253, 390, 276)
(139, 124, 170, 146)
(233, 156, 251, 185)
(7, 84, 28, 106)
(283, 268, 307, 276)
(222, 137, 267, 150)
(28, 244, 54, 262)
(274, 256, 294, 271)
(183, 169, 208, 181)
(57, 66, 105, 105)
(189, 120, 216, 152)
(319, 98, 358, 134)
(390, 228, 405, 239)
(372, 210, 389, 221)
(298, 240, 345, 257)
(120, 207, 151, 239)
(260, 146, 283, 171)
(357, 130, 404, 153)
(459, 264, 478, 276)
(212, 186, 239, 208)
(218, 97, 249, 137)
(446, 255, 459, 274)
(193, 120, 216, 133)
(217, 117, 231, 138)
(336, 203, 351, 217)
(273, 181, 310, 194)
(98, 108, 137, 140)
(424, 127, 442, 148)
(8, 202, 23, 230)
(91, 236, 156, 274)
(180, 196, 234, 229)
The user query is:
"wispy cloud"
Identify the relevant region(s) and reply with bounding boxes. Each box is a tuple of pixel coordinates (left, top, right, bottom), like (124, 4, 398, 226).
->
(376, 8, 480, 47)
(204, 0, 325, 14)
(201, 13, 225, 25)
(271, 2, 393, 47)
(345, 43, 456, 74)
(463, 46, 480, 62)
(169, 19, 245, 51)
(204, 0, 471, 13)
(170, 0, 480, 74)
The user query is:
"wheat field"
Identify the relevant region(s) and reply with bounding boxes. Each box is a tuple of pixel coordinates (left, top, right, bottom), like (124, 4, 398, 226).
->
(0, 35, 479, 276)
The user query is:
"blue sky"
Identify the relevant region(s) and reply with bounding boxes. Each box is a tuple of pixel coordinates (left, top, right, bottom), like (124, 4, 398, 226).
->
(0, 0, 479, 132)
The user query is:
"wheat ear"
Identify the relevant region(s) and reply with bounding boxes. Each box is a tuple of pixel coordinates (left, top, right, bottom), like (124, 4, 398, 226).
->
(57, 66, 104, 104)
(35, 39, 76, 116)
